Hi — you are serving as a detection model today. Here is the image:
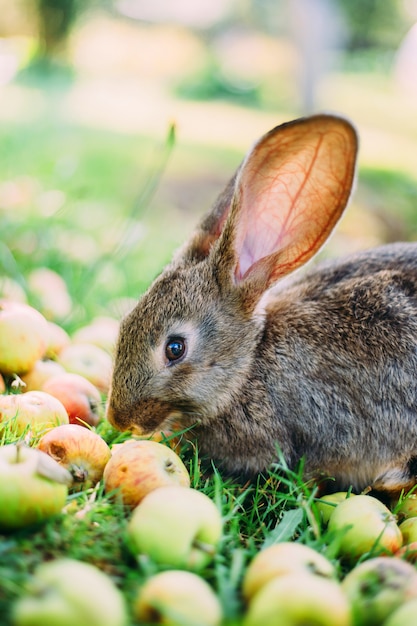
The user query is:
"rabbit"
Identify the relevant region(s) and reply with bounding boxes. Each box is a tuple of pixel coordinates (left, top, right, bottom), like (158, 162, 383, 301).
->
(106, 113, 417, 497)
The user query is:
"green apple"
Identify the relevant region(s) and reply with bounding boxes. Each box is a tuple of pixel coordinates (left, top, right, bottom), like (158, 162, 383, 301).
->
(342, 556, 417, 626)
(242, 541, 336, 602)
(396, 493, 417, 521)
(127, 485, 222, 570)
(104, 439, 190, 509)
(0, 390, 69, 437)
(328, 494, 402, 562)
(316, 491, 356, 525)
(134, 570, 222, 626)
(243, 573, 351, 626)
(38, 424, 111, 491)
(0, 300, 49, 375)
(0, 443, 72, 530)
(384, 598, 417, 626)
(399, 517, 417, 545)
(12, 558, 128, 626)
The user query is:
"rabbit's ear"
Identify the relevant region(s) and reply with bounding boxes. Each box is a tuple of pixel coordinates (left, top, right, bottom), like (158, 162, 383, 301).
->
(215, 114, 358, 300)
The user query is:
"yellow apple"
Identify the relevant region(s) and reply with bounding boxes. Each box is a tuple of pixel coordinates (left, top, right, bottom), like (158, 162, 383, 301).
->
(0, 300, 49, 375)
(44, 321, 71, 359)
(134, 570, 222, 626)
(57, 343, 113, 392)
(384, 597, 417, 626)
(399, 517, 417, 545)
(242, 542, 336, 602)
(38, 424, 111, 491)
(0, 390, 69, 436)
(21, 359, 66, 392)
(316, 491, 356, 525)
(103, 439, 190, 508)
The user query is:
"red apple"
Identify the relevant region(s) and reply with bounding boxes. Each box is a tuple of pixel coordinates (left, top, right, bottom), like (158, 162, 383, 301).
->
(72, 316, 120, 354)
(328, 494, 402, 562)
(0, 390, 69, 436)
(57, 343, 113, 392)
(0, 443, 72, 530)
(342, 556, 417, 625)
(38, 424, 111, 490)
(242, 542, 336, 602)
(21, 359, 66, 392)
(134, 570, 222, 626)
(104, 439, 190, 509)
(0, 300, 49, 375)
(27, 267, 72, 321)
(42, 372, 102, 427)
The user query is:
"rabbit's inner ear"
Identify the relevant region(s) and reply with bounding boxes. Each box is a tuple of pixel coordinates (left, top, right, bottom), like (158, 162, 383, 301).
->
(230, 115, 357, 290)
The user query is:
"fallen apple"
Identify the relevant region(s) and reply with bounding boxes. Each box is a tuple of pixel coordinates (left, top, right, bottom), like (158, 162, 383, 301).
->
(328, 494, 402, 562)
(38, 424, 111, 491)
(12, 558, 128, 626)
(316, 491, 356, 526)
(127, 485, 222, 570)
(399, 517, 417, 544)
(243, 573, 351, 626)
(396, 493, 417, 521)
(0, 300, 49, 375)
(21, 359, 66, 392)
(242, 541, 336, 602)
(45, 321, 71, 359)
(0, 390, 69, 436)
(103, 439, 190, 508)
(342, 556, 417, 626)
(383, 597, 417, 626)
(72, 316, 120, 354)
(0, 373, 5, 393)
(57, 342, 113, 392)
(0, 443, 72, 530)
(134, 570, 222, 626)
(27, 267, 72, 321)
(395, 541, 417, 563)
(42, 372, 102, 427)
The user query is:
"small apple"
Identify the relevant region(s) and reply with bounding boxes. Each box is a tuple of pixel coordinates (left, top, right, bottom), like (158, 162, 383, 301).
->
(12, 558, 128, 626)
(0, 391, 69, 436)
(44, 321, 71, 359)
(342, 556, 417, 626)
(395, 541, 417, 563)
(57, 343, 113, 392)
(399, 517, 417, 544)
(103, 439, 190, 509)
(38, 424, 111, 491)
(243, 573, 351, 626)
(328, 494, 402, 562)
(134, 570, 222, 626)
(27, 267, 72, 321)
(21, 359, 66, 392)
(384, 598, 417, 626)
(396, 493, 417, 521)
(316, 491, 356, 526)
(42, 372, 102, 427)
(242, 542, 336, 602)
(0, 276, 27, 302)
(0, 443, 72, 530)
(127, 485, 222, 570)
(72, 316, 120, 354)
(0, 373, 5, 393)
(0, 300, 49, 375)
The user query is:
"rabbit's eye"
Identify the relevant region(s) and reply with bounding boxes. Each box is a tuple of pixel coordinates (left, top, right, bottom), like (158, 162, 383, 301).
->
(165, 337, 187, 363)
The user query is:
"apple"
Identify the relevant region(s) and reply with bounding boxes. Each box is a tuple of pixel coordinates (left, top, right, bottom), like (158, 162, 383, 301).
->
(0, 443, 72, 530)
(395, 541, 417, 563)
(57, 343, 113, 392)
(126, 485, 222, 570)
(27, 267, 72, 321)
(395, 493, 417, 521)
(242, 542, 336, 602)
(328, 494, 402, 562)
(0, 391, 69, 437)
(21, 359, 66, 392)
(38, 424, 111, 491)
(72, 316, 120, 354)
(134, 570, 222, 626)
(42, 372, 102, 427)
(0, 276, 27, 303)
(384, 598, 417, 626)
(103, 439, 190, 508)
(316, 491, 356, 526)
(243, 573, 351, 626)
(12, 558, 128, 626)
(0, 373, 5, 393)
(342, 556, 417, 625)
(399, 517, 417, 544)
(45, 321, 71, 359)
(0, 300, 49, 375)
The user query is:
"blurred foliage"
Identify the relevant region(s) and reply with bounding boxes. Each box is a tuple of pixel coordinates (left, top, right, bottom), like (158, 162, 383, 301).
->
(338, 0, 408, 51)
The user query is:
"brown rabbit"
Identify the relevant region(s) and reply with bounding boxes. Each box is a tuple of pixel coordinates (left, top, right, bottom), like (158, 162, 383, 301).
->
(107, 114, 417, 496)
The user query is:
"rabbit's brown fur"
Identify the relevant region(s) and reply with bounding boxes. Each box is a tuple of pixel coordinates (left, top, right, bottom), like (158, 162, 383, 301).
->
(107, 115, 417, 495)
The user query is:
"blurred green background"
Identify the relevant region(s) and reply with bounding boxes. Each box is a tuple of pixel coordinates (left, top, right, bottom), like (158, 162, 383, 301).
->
(1, 0, 417, 330)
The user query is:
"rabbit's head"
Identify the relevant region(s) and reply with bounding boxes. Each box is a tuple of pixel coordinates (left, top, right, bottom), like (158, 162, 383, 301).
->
(107, 115, 358, 440)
